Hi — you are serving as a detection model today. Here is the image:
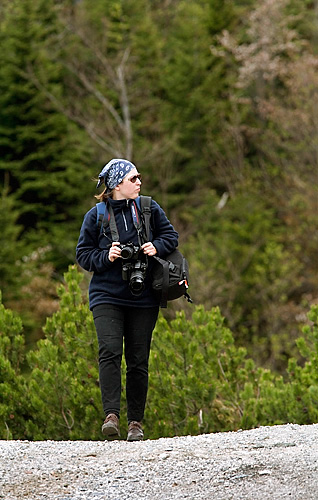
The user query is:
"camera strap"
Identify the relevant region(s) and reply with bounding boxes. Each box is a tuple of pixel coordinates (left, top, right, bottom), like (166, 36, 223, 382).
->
(107, 203, 120, 242)
(106, 200, 146, 247)
(130, 200, 145, 246)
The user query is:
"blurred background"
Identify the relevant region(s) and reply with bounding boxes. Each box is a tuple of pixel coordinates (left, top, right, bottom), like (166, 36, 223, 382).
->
(1, 0, 317, 372)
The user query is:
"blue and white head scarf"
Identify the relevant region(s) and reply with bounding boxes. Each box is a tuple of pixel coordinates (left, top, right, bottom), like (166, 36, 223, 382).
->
(96, 159, 136, 191)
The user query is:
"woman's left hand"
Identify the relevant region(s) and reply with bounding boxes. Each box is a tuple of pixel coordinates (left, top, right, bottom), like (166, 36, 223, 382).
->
(141, 242, 157, 257)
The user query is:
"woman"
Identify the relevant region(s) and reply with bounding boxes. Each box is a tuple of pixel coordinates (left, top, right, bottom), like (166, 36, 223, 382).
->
(76, 158, 178, 441)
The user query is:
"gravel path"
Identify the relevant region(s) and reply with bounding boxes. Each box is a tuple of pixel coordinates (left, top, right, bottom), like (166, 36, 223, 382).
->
(1, 423, 318, 499)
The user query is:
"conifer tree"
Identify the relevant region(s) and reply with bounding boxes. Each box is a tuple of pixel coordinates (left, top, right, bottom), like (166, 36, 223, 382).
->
(207, 0, 318, 363)
(0, 188, 23, 301)
(147, 0, 238, 202)
(0, 0, 92, 266)
(54, 0, 134, 161)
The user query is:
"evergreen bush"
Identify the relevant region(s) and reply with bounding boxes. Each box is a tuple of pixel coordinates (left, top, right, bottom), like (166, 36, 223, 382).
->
(0, 291, 30, 439)
(25, 266, 103, 440)
(1, 266, 318, 441)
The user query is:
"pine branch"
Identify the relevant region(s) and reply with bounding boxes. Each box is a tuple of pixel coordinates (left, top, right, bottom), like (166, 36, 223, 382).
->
(24, 64, 120, 156)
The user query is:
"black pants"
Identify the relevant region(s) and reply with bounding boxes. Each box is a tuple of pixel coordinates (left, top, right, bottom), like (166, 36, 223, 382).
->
(93, 304, 159, 423)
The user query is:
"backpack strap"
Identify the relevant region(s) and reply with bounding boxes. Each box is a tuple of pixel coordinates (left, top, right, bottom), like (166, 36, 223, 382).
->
(139, 195, 152, 241)
(96, 196, 151, 242)
(96, 202, 107, 230)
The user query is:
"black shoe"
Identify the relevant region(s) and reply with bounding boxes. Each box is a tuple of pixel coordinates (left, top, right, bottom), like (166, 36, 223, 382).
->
(127, 421, 144, 441)
(102, 413, 120, 439)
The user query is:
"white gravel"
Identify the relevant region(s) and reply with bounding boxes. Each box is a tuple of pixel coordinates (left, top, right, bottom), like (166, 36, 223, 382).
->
(1, 423, 318, 499)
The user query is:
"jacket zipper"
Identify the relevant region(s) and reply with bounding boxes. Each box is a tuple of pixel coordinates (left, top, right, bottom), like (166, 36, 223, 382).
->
(122, 210, 128, 231)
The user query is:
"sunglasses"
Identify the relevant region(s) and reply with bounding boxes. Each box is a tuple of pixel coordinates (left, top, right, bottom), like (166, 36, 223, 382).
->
(127, 174, 142, 183)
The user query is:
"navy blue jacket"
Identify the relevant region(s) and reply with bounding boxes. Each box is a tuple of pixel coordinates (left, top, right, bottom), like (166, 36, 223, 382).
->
(76, 197, 179, 309)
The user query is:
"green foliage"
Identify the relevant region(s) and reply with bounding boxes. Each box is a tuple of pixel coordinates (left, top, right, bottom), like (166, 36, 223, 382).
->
(0, 291, 29, 439)
(2, 266, 318, 441)
(0, 188, 24, 300)
(205, 0, 318, 367)
(234, 307, 318, 429)
(152, 0, 236, 199)
(146, 305, 253, 438)
(0, 0, 92, 266)
(182, 189, 301, 367)
(287, 306, 318, 422)
(25, 265, 103, 439)
(0, 0, 317, 381)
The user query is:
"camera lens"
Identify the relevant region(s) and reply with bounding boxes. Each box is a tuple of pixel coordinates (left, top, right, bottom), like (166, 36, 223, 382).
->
(130, 277, 144, 293)
(130, 270, 145, 294)
(121, 246, 134, 260)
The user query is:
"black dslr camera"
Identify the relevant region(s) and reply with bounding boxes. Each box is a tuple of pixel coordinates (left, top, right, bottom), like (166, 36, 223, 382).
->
(119, 242, 140, 260)
(120, 242, 148, 295)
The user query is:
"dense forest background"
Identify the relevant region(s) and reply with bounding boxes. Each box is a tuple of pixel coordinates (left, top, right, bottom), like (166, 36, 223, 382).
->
(1, 0, 317, 376)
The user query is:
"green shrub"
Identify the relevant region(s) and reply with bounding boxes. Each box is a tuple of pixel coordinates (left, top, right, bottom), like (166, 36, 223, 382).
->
(1, 266, 318, 441)
(25, 265, 104, 440)
(238, 306, 318, 429)
(0, 291, 30, 439)
(146, 305, 264, 438)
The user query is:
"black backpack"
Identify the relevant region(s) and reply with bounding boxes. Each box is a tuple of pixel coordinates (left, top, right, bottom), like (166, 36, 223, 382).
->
(139, 196, 192, 308)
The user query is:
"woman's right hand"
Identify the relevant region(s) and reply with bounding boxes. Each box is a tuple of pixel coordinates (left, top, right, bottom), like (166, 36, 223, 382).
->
(108, 242, 121, 262)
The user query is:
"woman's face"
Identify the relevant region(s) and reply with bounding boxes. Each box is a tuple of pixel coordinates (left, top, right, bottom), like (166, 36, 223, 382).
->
(113, 168, 142, 200)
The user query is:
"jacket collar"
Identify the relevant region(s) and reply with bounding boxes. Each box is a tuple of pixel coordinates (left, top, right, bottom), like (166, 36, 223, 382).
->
(108, 197, 134, 210)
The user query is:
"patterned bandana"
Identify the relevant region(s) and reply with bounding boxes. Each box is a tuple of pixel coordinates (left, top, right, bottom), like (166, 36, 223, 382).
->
(96, 159, 136, 191)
